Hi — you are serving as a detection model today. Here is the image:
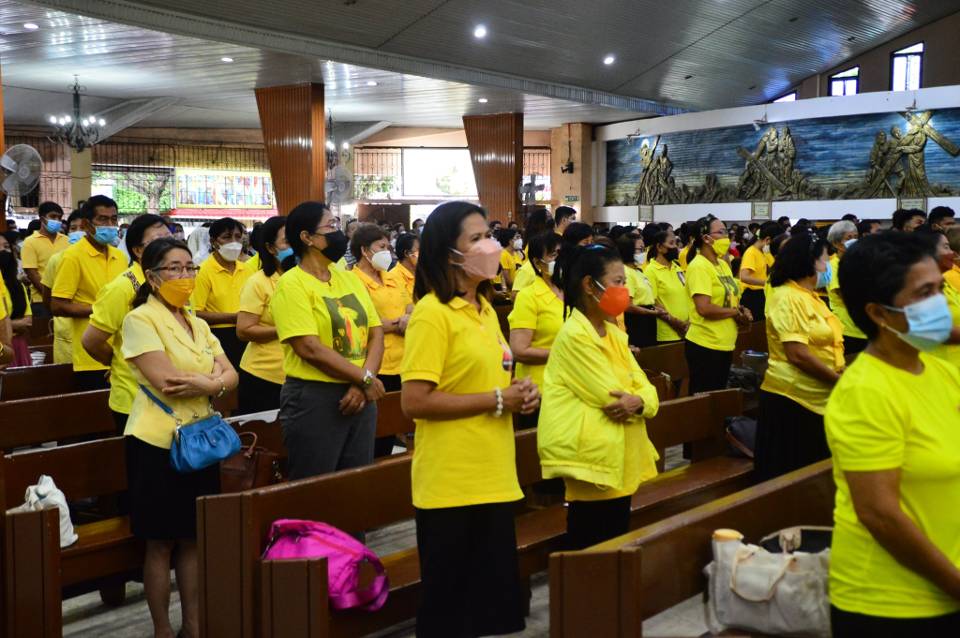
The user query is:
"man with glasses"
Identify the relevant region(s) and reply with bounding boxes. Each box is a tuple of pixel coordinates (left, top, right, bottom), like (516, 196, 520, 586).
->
(51, 195, 127, 390)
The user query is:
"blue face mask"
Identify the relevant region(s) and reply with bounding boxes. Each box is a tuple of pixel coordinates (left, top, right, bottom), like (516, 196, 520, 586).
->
(67, 230, 85, 244)
(843, 238, 857, 250)
(93, 226, 119, 246)
(45, 219, 62, 234)
(883, 293, 954, 351)
(276, 247, 294, 263)
(816, 260, 832, 290)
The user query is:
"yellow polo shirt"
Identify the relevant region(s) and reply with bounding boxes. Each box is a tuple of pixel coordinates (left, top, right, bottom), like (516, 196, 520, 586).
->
(42, 251, 72, 365)
(685, 255, 740, 352)
(945, 265, 960, 292)
(354, 267, 412, 376)
(626, 264, 655, 306)
(931, 285, 960, 368)
(271, 266, 381, 383)
(51, 237, 127, 371)
(507, 276, 564, 388)
(88, 263, 145, 413)
(826, 352, 960, 618)
(402, 292, 522, 509)
(511, 260, 537, 293)
(678, 244, 692, 270)
(21, 231, 69, 302)
(739, 244, 768, 291)
(246, 252, 260, 272)
(646, 259, 689, 342)
(828, 254, 867, 340)
(0, 279, 6, 320)
(122, 294, 224, 449)
(238, 270, 284, 385)
(388, 263, 416, 299)
(761, 281, 844, 414)
(499, 250, 523, 288)
(0, 282, 31, 319)
(192, 256, 253, 328)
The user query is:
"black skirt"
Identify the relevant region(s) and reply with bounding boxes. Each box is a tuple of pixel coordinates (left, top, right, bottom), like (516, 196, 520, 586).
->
(740, 288, 766, 322)
(625, 311, 658, 348)
(754, 390, 830, 483)
(125, 436, 220, 540)
(237, 367, 283, 415)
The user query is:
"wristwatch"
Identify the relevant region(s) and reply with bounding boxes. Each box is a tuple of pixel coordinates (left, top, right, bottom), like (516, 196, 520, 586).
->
(361, 369, 375, 387)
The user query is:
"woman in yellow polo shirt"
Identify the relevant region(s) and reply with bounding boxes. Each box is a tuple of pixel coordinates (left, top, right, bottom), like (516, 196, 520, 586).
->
(615, 232, 662, 347)
(495, 227, 524, 291)
(0, 279, 11, 367)
(388, 232, 418, 298)
(754, 233, 843, 481)
(645, 227, 690, 343)
(270, 202, 385, 479)
(826, 219, 866, 356)
(539, 243, 659, 549)
(826, 232, 960, 635)
(401, 201, 539, 637)
(917, 230, 960, 367)
(738, 221, 783, 322)
(0, 233, 32, 366)
(685, 215, 751, 393)
(236, 216, 291, 415)
(42, 211, 85, 365)
(122, 237, 238, 638)
(192, 217, 253, 370)
(508, 230, 563, 429)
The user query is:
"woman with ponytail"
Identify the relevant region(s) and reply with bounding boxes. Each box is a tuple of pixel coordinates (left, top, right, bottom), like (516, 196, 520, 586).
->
(538, 243, 660, 549)
(685, 214, 751, 393)
(121, 236, 238, 638)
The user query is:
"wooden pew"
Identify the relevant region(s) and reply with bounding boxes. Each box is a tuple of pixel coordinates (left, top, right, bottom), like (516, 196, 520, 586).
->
(0, 363, 75, 400)
(734, 318, 768, 359)
(198, 390, 749, 638)
(636, 341, 689, 397)
(549, 460, 834, 638)
(0, 390, 114, 451)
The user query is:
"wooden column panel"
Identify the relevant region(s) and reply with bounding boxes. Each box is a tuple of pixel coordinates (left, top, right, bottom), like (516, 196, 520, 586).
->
(463, 113, 523, 224)
(255, 83, 325, 216)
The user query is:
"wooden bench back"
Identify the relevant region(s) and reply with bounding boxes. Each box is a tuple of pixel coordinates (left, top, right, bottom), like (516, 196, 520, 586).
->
(734, 319, 768, 359)
(0, 390, 114, 452)
(549, 460, 834, 638)
(636, 342, 688, 388)
(646, 389, 741, 466)
(0, 363, 75, 401)
(375, 391, 415, 439)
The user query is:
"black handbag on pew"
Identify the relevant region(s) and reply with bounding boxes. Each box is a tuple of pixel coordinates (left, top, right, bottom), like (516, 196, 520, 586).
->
(220, 431, 283, 493)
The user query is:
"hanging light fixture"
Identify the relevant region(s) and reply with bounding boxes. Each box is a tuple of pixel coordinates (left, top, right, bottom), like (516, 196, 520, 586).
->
(46, 76, 106, 152)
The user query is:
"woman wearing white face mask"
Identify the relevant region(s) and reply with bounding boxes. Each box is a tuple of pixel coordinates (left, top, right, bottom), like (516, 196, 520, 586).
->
(616, 232, 664, 348)
(495, 228, 524, 291)
(351, 224, 413, 456)
(192, 217, 253, 370)
(827, 220, 867, 356)
(509, 231, 563, 429)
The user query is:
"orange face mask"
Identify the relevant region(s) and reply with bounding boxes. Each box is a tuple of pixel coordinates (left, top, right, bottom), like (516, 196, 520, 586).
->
(594, 280, 631, 317)
(157, 277, 195, 308)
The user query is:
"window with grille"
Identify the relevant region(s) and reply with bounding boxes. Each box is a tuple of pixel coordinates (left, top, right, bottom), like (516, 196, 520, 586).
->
(892, 43, 923, 91)
(829, 67, 859, 97)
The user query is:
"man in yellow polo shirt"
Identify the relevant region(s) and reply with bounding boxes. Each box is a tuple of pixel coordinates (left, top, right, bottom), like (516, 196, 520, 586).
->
(82, 214, 170, 432)
(21, 201, 69, 316)
(554, 206, 576, 236)
(41, 211, 86, 365)
(51, 195, 126, 390)
(192, 217, 253, 370)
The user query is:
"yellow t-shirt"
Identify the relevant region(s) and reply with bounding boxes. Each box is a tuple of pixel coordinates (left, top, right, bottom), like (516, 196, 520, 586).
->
(0, 279, 6, 321)
(88, 264, 145, 414)
(401, 293, 522, 509)
(944, 265, 960, 293)
(387, 263, 416, 299)
(42, 250, 72, 365)
(646, 259, 689, 342)
(507, 276, 564, 389)
(761, 281, 844, 414)
(511, 260, 537, 293)
(499, 250, 523, 289)
(828, 254, 867, 340)
(271, 266, 381, 383)
(931, 284, 960, 367)
(626, 264, 655, 306)
(0, 281, 31, 319)
(685, 254, 741, 351)
(825, 352, 960, 618)
(238, 270, 284, 385)
(354, 267, 412, 376)
(21, 231, 69, 302)
(246, 252, 260, 272)
(738, 244, 768, 291)
(678, 244, 692, 270)
(192, 256, 253, 328)
(122, 294, 224, 449)
(51, 237, 128, 371)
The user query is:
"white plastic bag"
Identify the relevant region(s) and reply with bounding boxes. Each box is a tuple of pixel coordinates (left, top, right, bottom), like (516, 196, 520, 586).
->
(11, 474, 78, 548)
(704, 528, 830, 637)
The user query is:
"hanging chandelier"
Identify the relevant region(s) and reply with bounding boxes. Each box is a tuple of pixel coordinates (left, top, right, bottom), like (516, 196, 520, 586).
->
(46, 76, 106, 152)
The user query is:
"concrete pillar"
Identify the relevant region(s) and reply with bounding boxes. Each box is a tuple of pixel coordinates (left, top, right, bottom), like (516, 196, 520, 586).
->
(70, 147, 92, 209)
(550, 123, 594, 223)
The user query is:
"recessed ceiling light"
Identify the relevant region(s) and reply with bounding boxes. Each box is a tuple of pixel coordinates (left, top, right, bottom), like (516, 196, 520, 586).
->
(23, 22, 39, 30)
(684, 74, 694, 80)
(478, 97, 488, 103)
(221, 56, 234, 63)
(603, 54, 616, 66)
(342, 141, 350, 150)
(473, 25, 487, 39)
(366, 80, 378, 87)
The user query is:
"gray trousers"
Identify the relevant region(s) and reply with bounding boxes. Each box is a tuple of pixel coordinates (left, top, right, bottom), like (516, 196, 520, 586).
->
(279, 377, 377, 480)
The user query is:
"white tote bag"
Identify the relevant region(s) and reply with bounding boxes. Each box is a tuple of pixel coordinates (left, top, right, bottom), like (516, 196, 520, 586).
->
(11, 474, 78, 548)
(703, 528, 831, 638)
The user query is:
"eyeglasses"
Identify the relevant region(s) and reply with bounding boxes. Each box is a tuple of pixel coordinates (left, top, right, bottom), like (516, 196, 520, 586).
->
(153, 265, 200, 276)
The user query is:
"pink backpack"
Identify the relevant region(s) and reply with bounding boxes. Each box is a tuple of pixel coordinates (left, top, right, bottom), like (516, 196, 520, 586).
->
(262, 519, 389, 611)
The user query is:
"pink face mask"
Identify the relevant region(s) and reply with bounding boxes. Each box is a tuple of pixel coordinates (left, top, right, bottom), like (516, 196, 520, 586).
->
(451, 238, 502, 281)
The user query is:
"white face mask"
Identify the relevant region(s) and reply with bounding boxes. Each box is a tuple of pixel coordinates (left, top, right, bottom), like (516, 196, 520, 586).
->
(370, 249, 393, 272)
(635, 251, 647, 265)
(512, 238, 523, 250)
(546, 260, 556, 276)
(218, 242, 243, 262)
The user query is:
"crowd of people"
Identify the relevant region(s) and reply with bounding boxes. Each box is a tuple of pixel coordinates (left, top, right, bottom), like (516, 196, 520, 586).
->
(1, 198, 959, 636)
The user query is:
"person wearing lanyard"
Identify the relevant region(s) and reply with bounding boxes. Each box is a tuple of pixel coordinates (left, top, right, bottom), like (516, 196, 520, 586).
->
(82, 214, 171, 432)
(827, 219, 866, 356)
(645, 227, 690, 343)
(684, 214, 751, 393)
(388, 232, 419, 299)
(508, 230, 563, 429)
(826, 232, 960, 636)
(754, 233, 843, 481)
(539, 243, 660, 549)
(270, 202, 385, 480)
(401, 201, 539, 637)
(122, 237, 238, 638)
(236, 216, 291, 415)
(615, 232, 662, 348)
(738, 221, 783, 322)
(192, 217, 253, 371)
